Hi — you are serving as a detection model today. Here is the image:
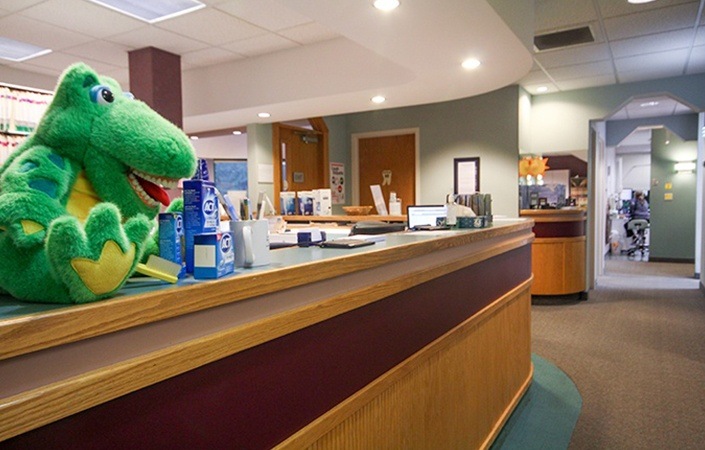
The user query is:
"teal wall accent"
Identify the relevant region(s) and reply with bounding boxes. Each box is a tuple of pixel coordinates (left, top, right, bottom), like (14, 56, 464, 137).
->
(650, 128, 697, 261)
(327, 86, 521, 217)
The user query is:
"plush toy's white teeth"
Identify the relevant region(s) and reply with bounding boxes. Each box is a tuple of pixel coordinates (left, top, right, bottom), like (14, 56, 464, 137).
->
(128, 173, 160, 207)
(132, 170, 178, 189)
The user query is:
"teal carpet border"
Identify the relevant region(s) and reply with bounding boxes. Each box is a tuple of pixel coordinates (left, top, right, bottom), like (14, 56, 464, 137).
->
(491, 354, 582, 450)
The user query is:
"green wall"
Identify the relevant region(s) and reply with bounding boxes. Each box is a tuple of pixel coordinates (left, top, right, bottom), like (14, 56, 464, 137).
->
(326, 86, 522, 217)
(650, 128, 697, 261)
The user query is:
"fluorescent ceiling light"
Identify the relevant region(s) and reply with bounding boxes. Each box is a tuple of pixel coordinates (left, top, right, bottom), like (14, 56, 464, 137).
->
(462, 58, 481, 70)
(536, 86, 549, 93)
(371, 95, 386, 104)
(88, 0, 205, 24)
(640, 101, 659, 107)
(0, 37, 51, 62)
(373, 0, 400, 11)
(628, 0, 657, 4)
(258, 112, 271, 118)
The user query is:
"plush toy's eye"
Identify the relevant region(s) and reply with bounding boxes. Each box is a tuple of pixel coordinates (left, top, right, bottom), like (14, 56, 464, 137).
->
(89, 85, 114, 105)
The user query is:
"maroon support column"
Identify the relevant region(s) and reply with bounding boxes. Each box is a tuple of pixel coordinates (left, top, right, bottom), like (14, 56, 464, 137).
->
(128, 47, 183, 128)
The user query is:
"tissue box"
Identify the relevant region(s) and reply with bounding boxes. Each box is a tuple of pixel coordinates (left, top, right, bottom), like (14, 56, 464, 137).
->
(158, 212, 186, 278)
(297, 191, 314, 215)
(193, 232, 234, 279)
(313, 189, 332, 216)
(280, 191, 296, 215)
(183, 180, 220, 273)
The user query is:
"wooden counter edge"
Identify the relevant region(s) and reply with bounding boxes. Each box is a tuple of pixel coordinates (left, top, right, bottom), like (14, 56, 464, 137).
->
(0, 221, 534, 361)
(0, 234, 533, 441)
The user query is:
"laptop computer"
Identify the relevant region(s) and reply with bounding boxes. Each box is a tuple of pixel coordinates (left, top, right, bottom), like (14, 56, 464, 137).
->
(407, 205, 450, 231)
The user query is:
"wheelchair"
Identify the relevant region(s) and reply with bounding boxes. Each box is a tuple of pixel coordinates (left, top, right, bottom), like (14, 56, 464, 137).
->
(626, 218, 649, 259)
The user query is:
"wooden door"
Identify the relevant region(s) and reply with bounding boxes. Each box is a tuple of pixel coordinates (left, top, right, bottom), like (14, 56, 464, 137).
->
(279, 126, 324, 192)
(358, 134, 416, 211)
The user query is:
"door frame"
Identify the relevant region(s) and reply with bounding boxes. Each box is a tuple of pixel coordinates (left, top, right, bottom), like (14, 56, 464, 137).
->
(351, 128, 420, 206)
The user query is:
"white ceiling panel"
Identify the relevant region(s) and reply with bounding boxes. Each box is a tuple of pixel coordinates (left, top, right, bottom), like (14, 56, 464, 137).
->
(555, 74, 617, 91)
(598, 0, 698, 18)
(535, 0, 597, 31)
(222, 34, 297, 57)
(19, 50, 119, 75)
(18, 0, 144, 39)
(0, 0, 44, 12)
(278, 22, 340, 45)
(696, 26, 705, 45)
(535, 43, 611, 69)
(611, 28, 694, 59)
(106, 26, 209, 55)
(181, 47, 243, 70)
(685, 45, 705, 73)
(0, 14, 92, 50)
(62, 40, 131, 67)
(545, 60, 614, 81)
(619, 66, 686, 84)
(155, 8, 265, 46)
(614, 48, 690, 73)
(215, 0, 313, 31)
(603, 3, 700, 41)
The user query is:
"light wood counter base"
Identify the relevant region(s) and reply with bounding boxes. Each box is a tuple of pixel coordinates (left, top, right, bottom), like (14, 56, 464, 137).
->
(0, 220, 533, 448)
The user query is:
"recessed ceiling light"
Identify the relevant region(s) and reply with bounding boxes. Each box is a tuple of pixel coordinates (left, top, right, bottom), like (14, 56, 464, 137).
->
(232, 130, 242, 135)
(536, 86, 549, 93)
(640, 101, 659, 107)
(628, 0, 657, 4)
(373, 0, 400, 11)
(258, 112, 271, 118)
(461, 58, 481, 70)
(88, 0, 205, 24)
(0, 37, 51, 62)
(371, 95, 386, 104)
(190, 136, 199, 140)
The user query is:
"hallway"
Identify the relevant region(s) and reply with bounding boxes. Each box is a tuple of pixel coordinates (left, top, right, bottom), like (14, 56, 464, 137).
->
(531, 259, 705, 449)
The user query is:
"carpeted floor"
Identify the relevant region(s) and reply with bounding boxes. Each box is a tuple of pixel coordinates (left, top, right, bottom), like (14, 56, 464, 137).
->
(531, 258, 705, 449)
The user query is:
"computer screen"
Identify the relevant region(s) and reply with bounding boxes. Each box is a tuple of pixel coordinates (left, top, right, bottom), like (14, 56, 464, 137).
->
(407, 205, 448, 229)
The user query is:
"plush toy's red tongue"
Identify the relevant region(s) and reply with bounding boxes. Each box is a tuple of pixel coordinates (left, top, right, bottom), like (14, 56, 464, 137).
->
(136, 176, 170, 206)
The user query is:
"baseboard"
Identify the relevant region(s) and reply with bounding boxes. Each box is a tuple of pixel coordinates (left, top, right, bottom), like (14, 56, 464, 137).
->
(648, 257, 695, 264)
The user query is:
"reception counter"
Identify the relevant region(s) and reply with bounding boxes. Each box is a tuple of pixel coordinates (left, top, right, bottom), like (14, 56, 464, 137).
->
(520, 209, 586, 297)
(0, 219, 534, 449)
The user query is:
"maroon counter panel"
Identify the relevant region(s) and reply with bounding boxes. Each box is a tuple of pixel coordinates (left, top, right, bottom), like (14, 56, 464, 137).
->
(1, 245, 531, 450)
(531, 219, 585, 238)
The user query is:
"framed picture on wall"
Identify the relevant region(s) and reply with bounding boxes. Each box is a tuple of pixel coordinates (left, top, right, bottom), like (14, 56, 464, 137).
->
(454, 157, 480, 194)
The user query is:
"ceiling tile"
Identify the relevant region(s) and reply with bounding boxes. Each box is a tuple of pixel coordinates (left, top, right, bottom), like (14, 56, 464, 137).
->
(603, 3, 700, 41)
(597, 0, 697, 18)
(611, 28, 695, 58)
(554, 73, 617, 91)
(62, 40, 131, 67)
(618, 66, 685, 83)
(106, 26, 210, 55)
(686, 45, 705, 74)
(695, 26, 705, 46)
(18, 0, 144, 39)
(0, 0, 45, 12)
(20, 50, 119, 75)
(519, 69, 552, 85)
(222, 34, 297, 57)
(181, 47, 243, 69)
(535, 43, 611, 69)
(0, 14, 92, 50)
(535, 0, 598, 33)
(215, 0, 312, 31)
(278, 22, 339, 45)
(155, 8, 264, 46)
(544, 60, 614, 81)
(614, 48, 689, 72)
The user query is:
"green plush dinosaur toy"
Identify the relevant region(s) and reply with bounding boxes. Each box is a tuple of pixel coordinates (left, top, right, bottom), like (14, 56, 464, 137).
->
(0, 63, 196, 304)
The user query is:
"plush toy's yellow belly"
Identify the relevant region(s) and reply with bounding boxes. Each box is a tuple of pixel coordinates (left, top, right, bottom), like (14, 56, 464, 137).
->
(66, 170, 101, 222)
